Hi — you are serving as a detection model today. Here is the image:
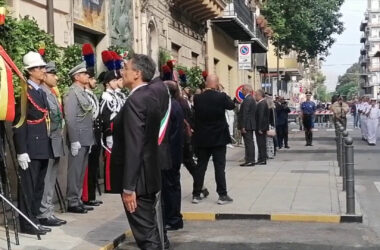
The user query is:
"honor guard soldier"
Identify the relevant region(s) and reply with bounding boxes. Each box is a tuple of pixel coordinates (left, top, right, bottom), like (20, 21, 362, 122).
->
(37, 62, 67, 226)
(82, 66, 103, 206)
(99, 70, 121, 192)
(301, 91, 316, 146)
(13, 52, 53, 235)
(64, 61, 95, 213)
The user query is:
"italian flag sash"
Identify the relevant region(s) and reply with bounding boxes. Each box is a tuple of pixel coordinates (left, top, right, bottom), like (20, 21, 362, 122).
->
(0, 45, 27, 127)
(158, 91, 171, 145)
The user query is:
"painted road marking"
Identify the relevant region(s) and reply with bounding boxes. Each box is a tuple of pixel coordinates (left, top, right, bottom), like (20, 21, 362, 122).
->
(374, 182, 380, 193)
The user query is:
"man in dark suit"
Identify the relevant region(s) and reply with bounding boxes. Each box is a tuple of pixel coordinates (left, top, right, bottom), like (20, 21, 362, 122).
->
(255, 89, 269, 165)
(110, 54, 163, 249)
(193, 75, 235, 205)
(237, 84, 257, 167)
(13, 52, 53, 235)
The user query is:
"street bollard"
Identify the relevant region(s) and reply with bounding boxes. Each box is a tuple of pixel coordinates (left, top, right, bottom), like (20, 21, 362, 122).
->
(337, 125, 344, 176)
(341, 130, 349, 191)
(344, 137, 355, 214)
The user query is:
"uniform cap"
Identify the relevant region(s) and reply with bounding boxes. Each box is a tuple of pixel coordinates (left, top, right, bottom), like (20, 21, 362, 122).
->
(46, 62, 57, 74)
(305, 91, 312, 96)
(69, 61, 89, 77)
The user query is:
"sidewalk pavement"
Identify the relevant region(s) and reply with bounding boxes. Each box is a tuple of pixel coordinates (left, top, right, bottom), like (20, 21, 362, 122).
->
(0, 127, 363, 249)
(180, 128, 362, 223)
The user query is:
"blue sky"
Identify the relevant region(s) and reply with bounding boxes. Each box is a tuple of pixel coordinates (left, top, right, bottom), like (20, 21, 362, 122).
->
(322, 0, 366, 91)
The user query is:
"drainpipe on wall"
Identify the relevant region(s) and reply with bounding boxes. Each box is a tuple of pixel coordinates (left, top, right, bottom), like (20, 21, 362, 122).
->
(47, 0, 54, 36)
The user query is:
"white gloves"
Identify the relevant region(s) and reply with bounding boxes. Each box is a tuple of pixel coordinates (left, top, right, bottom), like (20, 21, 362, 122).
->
(71, 141, 81, 156)
(17, 153, 31, 170)
(106, 136, 113, 149)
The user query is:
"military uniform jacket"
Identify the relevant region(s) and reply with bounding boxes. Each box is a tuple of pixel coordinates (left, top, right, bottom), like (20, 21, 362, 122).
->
(41, 85, 65, 158)
(64, 83, 94, 147)
(13, 82, 53, 159)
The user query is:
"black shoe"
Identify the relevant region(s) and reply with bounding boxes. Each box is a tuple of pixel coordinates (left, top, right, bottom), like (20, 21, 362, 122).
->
(192, 196, 202, 204)
(256, 161, 267, 165)
(81, 204, 94, 211)
(217, 194, 233, 205)
(201, 188, 209, 198)
(38, 225, 52, 232)
(165, 222, 184, 231)
(240, 162, 249, 166)
(84, 200, 102, 206)
(51, 215, 67, 225)
(67, 206, 88, 214)
(39, 217, 62, 227)
(285, 146, 290, 149)
(242, 162, 255, 167)
(164, 237, 171, 250)
(20, 227, 47, 235)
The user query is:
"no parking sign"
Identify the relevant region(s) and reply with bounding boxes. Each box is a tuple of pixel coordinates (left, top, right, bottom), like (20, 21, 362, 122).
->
(235, 85, 255, 103)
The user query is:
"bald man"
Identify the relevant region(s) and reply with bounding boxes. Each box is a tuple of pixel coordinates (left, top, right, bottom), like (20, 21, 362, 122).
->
(237, 85, 256, 166)
(193, 75, 235, 205)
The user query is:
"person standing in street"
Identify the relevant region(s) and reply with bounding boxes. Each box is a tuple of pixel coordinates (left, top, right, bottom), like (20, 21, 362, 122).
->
(110, 54, 164, 249)
(13, 51, 53, 235)
(237, 84, 256, 167)
(365, 99, 380, 146)
(331, 95, 349, 130)
(37, 62, 67, 227)
(162, 80, 185, 231)
(192, 74, 235, 205)
(359, 96, 370, 141)
(275, 97, 291, 149)
(255, 89, 269, 165)
(64, 62, 95, 214)
(301, 91, 316, 146)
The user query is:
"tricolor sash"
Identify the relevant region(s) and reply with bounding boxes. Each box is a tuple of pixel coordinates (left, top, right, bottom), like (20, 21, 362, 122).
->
(158, 90, 171, 145)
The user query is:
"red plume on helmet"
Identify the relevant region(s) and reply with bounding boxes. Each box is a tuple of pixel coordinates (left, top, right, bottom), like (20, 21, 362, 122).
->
(167, 60, 175, 69)
(101, 50, 115, 71)
(82, 43, 95, 68)
(109, 51, 123, 70)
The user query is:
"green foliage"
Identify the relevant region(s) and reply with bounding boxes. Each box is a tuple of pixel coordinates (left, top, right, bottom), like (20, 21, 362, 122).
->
(0, 15, 61, 97)
(108, 44, 134, 59)
(335, 82, 359, 100)
(314, 85, 331, 103)
(262, 0, 344, 62)
(334, 63, 360, 100)
(159, 49, 171, 69)
(186, 66, 204, 90)
(56, 44, 82, 94)
(337, 63, 360, 87)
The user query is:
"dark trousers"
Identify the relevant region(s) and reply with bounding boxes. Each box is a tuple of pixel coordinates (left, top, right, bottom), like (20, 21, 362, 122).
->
(193, 146, 227, 197)
(18, 159, 48, 230)
(125, 194, 162, 250)
(242, 130, 255, 163)
(255, 132, 267, 163)
(87, 143, 101, 201)
(303, 114, 313, 145)
(183, 142, 196, 180)
(162, 166, 183, 228)
(276, 124, 289, 148)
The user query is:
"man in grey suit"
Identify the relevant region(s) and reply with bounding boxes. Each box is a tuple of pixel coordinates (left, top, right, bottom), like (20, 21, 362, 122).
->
(64, 62, 95, 213)
(37, 62, 67, 226)
(238, 84, 257, 167)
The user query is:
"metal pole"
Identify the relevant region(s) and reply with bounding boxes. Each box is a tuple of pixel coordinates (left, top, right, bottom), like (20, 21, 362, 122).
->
(342, 130, 349, 191)
(337, 125, 343, 176)
(345, 137, 355, 214)
(47, 0, 54, 36)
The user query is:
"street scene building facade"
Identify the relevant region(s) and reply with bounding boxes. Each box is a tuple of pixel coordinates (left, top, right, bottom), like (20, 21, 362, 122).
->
(360, 0, 380, 98)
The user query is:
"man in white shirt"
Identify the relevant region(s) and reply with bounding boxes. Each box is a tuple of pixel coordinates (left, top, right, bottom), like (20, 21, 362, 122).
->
(366, 99, 380, 146)
(359, 96, 370, 141)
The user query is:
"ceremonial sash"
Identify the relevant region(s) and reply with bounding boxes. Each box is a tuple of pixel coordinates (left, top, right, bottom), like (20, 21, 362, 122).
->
(158, 94, 171, 145)
(0, 45, 27, 127)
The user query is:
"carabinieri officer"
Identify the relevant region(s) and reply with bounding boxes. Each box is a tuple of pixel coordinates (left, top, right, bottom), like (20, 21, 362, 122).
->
(301, 91, 316, 146)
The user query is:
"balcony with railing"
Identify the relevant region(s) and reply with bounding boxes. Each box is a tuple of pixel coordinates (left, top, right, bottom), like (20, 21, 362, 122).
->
(361, 34, 367, 43)
(360, 55, 368, 66)
(211, 0, 268, 52)
(361, 45, 367, 55)
(360, 20, 368, 31)
(172, 0, 227, 23)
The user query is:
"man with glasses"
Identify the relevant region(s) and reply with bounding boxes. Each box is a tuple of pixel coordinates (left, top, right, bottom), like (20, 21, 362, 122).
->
(64, 62, 95, 214)
(13, 51, 53, 235)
